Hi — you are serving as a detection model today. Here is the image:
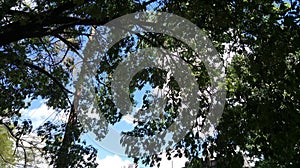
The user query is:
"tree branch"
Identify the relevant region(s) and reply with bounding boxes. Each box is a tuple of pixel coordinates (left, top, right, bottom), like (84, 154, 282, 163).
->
(23, 61, 73, 104)
(0, 153, 15, 166)
(0, 14, 110, 46)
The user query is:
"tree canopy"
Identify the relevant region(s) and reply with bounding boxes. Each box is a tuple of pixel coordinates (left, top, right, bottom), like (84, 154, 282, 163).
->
(0, 0, 299, 167)
(0, 126, 15, 167)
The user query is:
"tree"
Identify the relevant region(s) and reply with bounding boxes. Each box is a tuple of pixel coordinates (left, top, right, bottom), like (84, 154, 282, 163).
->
(0, 0, 299, 167)
(0, 126, 15, 167)
(161, 0, 300, 167)
(0, 0, 151, 167)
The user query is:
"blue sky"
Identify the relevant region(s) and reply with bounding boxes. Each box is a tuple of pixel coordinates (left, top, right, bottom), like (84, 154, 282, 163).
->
(21, 83, 188, 167)
(14, 0, 298, 167)
(16, 1, 192, 167)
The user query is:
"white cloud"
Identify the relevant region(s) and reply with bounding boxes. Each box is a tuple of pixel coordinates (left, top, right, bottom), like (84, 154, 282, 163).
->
(97, 155, 132, 168)
(121, 114, 135, 124)
(96, 152, 188, 168)
(21, 104, 54, 128)
(19, 100, 188, 168)
(21, 102, 68, 129)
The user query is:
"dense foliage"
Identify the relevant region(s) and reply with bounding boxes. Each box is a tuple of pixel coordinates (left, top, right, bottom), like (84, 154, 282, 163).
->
(0, 0, 299, 167)
(0, 126, 15, 167)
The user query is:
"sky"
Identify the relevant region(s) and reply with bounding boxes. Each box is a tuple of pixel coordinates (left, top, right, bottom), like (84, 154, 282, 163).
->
(20, 85, 189, 168)
(9, 0, 299, 167)
(14, 0, 260, 166)
(14, 1, 189, 165)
